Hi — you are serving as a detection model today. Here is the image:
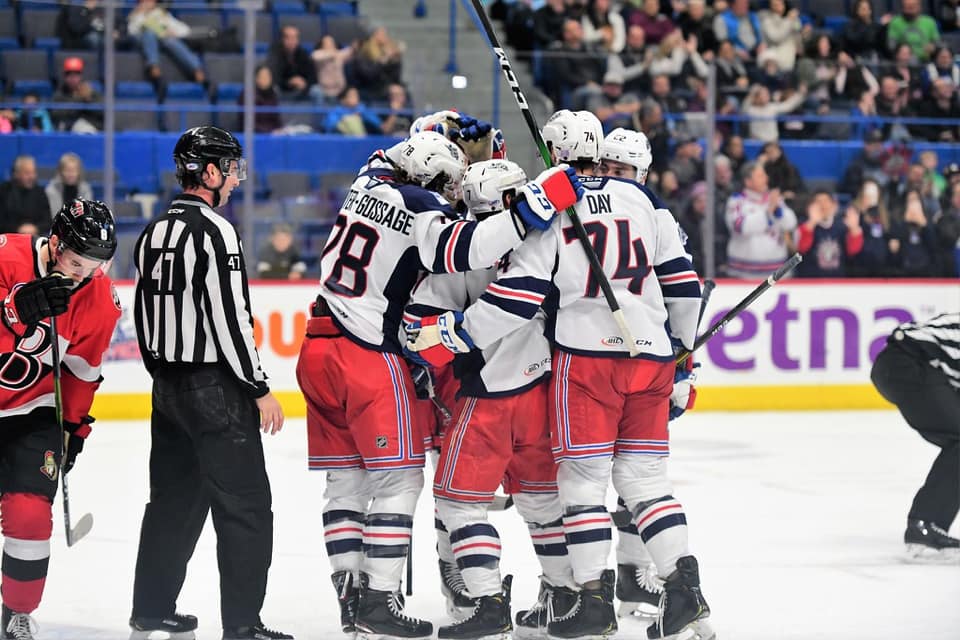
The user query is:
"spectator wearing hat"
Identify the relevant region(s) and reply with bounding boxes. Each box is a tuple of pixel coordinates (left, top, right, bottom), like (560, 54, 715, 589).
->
(257, 223, 307, 280)
(796, 191, 864, 278)
(586, 69, 640, 131)
(0, 155, 52, 235)
(52, 56, 104, 133)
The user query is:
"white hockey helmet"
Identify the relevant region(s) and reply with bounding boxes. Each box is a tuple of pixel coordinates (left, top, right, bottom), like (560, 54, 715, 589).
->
(461, 159, 528, 215)
(601, 127, 653, 183)
(396, 131, 469, 203)
(541, 109, 603, 165)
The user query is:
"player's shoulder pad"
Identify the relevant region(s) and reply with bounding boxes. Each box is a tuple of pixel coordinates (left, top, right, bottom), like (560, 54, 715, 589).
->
(395, 184, 459, 218)
(0, 233, 35, 267)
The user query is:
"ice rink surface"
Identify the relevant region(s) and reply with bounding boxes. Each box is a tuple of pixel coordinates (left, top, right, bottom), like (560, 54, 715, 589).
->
(31, 410, 959, 639)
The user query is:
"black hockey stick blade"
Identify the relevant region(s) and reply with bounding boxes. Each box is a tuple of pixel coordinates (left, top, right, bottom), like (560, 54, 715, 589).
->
(66, 512, 93, 547)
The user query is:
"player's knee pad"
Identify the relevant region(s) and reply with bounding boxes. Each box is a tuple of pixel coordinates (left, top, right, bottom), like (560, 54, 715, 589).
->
(366, 468, 423, 515)
(611, 455, 673, 508)
(557, 458, 610, 508)
(323, 469, 370, 513)
(513, 492, 563, 526)
(435, 499, 488, 533)
(0, 493, 53, 540)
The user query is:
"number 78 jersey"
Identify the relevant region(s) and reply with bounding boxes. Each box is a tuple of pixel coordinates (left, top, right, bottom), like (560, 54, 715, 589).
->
(463, 176, 702, 359)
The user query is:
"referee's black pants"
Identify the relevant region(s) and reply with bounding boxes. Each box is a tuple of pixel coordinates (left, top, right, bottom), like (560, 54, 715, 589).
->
(871, 342, 960, 530)
(131, 365, 273, 628)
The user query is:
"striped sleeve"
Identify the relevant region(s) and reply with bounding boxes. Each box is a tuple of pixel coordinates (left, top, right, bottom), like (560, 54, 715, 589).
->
(464, 228, 557, 349)
(201, 218, 269, 397)
(415, 208, 527, 274)
(654, 212, 701, 350)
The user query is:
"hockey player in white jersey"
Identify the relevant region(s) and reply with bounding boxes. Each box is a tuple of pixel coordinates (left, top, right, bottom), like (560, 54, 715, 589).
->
(407, 111, 713, 640)
(405, 159, 581, 640)
(296, 130, 583, 640)
(599, 127, 700, 620)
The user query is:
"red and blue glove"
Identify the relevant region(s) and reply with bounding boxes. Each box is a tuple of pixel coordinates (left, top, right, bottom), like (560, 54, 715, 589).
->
(513, 165, 585, 231)
(669, 355, 699, 421)
(404, 311, 475, 367)
(450, 114, 493, 143)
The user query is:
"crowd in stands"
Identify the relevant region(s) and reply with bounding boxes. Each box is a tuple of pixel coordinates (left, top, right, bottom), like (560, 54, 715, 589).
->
(0, 0, 412, 135)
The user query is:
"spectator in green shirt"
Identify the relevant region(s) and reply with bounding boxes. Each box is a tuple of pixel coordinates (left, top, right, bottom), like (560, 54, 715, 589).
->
(887, 0, 940, 61)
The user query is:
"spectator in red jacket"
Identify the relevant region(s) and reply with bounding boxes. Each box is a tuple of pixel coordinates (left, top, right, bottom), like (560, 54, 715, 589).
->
(796, 190, 864, 277)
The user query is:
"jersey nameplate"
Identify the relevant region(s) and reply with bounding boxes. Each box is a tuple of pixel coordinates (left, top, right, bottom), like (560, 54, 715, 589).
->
(342, 188, 415, 236)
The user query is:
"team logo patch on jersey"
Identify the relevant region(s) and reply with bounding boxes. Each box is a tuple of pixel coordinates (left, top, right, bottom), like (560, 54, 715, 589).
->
(40, 450, 58, 481)
(375, 436, 388, 449)
(70, 200, 84, 217)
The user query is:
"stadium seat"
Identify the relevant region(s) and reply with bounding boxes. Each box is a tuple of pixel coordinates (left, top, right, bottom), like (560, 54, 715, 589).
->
(20, 9, 60, 47)
(116, 81, 156, 99)
(315, 1, 359, 17)
(166, 82, 207, 100)
(225, 12, 275, 42)
(267, 171, 314, 199)
(114, 51, 148, 82)
(111, 200, 144, 219)
(0, 8, 16, 49)
(282, 195, 324, 221)
(162, 102, 216, 133)
(204, 53, 245, 85)
(216, 82, 244, 102)
(175, 11, 223, 32)
(278, 14, 324, 46)
(159, 51, 199, 83)
(324, 15, 369, 45)
(804, 176, 840, 195)
(115, 102, 160, 131)
(272, 1, 308, 15)
(1, 50, 51, 89)
(11, 79, 53, 97)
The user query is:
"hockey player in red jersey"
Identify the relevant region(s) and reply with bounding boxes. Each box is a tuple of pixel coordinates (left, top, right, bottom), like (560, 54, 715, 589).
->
(295, 129, 583, 639)
(0, 199, 119, 640)
(407, 111, 713, 640)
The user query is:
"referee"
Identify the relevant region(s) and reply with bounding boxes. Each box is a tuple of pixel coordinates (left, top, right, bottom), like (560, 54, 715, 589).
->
(129, 126, 292, 640)
(871, 313, 960, 562)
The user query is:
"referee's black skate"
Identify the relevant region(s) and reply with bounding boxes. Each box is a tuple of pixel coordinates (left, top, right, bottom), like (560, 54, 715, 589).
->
(437, 575, 512, 640)
(904, 518, 960, 563)
(332, 570, 359, 633)
(616, 563, 662, 618)
(355, 572, 433, 639)
(514, 578, 578, 639)
(646, 556, 714, 640)
(440, 558, 477, 620)
(128, 611, 198, 639)
(221, 622, 294, 639)
(546, 569, 617, 640)
(2, 607, 38, 640)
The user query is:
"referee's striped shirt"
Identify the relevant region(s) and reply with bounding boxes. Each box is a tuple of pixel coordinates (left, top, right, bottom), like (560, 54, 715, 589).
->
(893, 313, 960, 390)
(133, 193, 269, 397)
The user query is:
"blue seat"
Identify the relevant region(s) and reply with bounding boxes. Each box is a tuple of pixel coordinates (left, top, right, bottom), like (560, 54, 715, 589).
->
(0, 38, 18, 52)
(116, 81, 156, 99)
(216, 82, 244, 102)
(316, 1, 358, 17)
(165, 82, 206, 100)
(33, 37, 61, 54)
(272, 1, 307, 15)
(11, 80, 53, 97)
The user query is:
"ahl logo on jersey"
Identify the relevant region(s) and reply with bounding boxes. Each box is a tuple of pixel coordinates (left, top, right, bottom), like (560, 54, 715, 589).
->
(40, 450, 58, 481)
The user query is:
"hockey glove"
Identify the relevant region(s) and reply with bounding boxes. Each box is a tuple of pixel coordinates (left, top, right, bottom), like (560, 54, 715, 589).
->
(513, 165, 584, 231)
(410, 363, 437, 401)
(450, 114, 493, 143)
(2, 273, 73, 338)
(669, 356, 699, 421)
(404, 311, 475, 367)
(63, 416, 94, 474)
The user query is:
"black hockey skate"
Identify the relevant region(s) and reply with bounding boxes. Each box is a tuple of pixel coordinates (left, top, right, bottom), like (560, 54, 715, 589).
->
(546, 570, 617, 640)
(332, 570, 359, 633)
(646, 556, 714, 640)
(355, 572, 433, 639)
(440, 558, 478, 620)
(221, 622, 294, 639)
(514, 578, 578, 640)
(2, 607, 37, 640)
(904, 518, 960, 563)
(616, 563, 662, 618)
(438, 575, 512, 640)
(129, 611, 198, 639)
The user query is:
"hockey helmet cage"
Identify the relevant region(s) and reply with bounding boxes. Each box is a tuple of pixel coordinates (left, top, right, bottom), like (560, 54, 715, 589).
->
(51, 199, 117, 262)
(396, 131, 469, 203)
(541, 110, 603, 165)
(173, 125, 246, 186)
(601, 127, 653, 182)
(461, 159, 528, 215)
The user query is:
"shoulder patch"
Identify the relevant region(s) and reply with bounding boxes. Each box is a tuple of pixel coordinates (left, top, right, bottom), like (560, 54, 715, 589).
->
(111, 283, 121, 310)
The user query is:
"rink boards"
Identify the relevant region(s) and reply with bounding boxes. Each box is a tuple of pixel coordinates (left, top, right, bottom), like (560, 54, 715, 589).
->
(92, 279, 959, 418)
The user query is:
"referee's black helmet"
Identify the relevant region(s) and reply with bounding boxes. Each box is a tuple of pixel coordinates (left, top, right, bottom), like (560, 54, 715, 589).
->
(173, 126, 246, 187)
(51, 199, 117, 262)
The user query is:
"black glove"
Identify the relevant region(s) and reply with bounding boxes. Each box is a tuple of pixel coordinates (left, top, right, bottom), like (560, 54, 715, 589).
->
(410, 364, 436, 401)
(2, 273, 72, 337)
(63, 416, 94, 474)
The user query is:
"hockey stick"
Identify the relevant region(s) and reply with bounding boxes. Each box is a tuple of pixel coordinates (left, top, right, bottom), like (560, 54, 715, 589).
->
(50, 315, 94, 547)
(469, 0, 641, 357)
(405, 532, 413, 597)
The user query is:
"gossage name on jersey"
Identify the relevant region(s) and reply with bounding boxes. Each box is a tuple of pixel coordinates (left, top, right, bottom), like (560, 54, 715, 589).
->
(341, 187, 416, 236)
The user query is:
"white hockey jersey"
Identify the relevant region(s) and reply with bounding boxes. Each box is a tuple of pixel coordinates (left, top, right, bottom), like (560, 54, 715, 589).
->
(724, 189, 797, 278)
(463, 177, 702, 360)
(406, 236, 551, 398)
(318, 147, 528, 353)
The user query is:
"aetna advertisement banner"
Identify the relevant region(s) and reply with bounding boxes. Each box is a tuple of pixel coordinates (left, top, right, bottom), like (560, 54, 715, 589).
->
(100, 281, 959, 398)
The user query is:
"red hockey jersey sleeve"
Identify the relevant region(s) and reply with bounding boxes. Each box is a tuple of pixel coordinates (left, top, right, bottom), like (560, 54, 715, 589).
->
(60, 275, 121, 426)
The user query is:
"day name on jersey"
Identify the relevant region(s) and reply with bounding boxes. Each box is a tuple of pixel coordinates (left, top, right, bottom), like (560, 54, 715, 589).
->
(342, 188, 414, 236)
(585, 193, 612, 215)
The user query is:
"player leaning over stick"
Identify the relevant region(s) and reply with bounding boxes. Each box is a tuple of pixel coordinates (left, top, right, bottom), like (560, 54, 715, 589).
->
(407, 110, 713, 640)
(295, 126, 584, 640)
(404, 159, 585, 640)
(0, 199, 119, 640)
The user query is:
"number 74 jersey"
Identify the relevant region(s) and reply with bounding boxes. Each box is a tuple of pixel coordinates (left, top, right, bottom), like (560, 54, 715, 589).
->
(462, 176, 702, 360)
